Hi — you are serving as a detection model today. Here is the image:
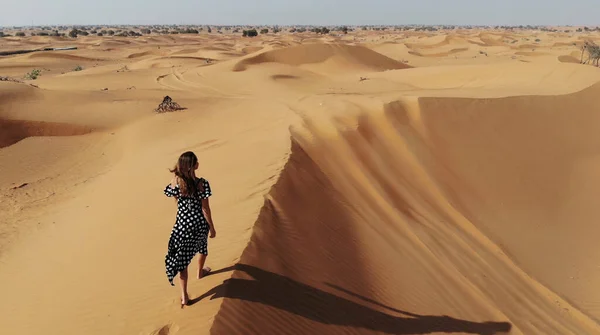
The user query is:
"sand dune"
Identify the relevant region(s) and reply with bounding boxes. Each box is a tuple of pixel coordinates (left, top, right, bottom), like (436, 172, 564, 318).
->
(514, 51, 550, 57)
(408, 47, 469, 58)
(128, 50, 159, 58)
(233, 44, 411, 73)
(2, 29, 600, 335)
(26, 51, 103, 62)
(210, 81, 600, 334)
(0, 118, 93, 148)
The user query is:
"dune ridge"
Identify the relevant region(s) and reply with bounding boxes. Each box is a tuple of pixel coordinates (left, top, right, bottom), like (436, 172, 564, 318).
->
(0, 118, 93, 148)
(210, 84, 600, 334)
(233, 44, 411, 73)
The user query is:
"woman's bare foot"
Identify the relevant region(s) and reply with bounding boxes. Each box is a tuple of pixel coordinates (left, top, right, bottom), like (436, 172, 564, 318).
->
(197, 267, 211, 279)
(181, 293, 189, 308)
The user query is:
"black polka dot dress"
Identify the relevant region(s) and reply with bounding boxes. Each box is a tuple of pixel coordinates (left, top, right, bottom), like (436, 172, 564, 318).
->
(164, 178, 212, 285)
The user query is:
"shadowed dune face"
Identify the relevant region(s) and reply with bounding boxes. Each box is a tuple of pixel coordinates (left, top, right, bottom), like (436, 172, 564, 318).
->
(206, 84, 600, 334)
(233, 44, 412, 73)
(558, 55, 581, 63)
(27, 52, 103, 62)
(207, 142, 512, 335)
(0, 119, 93, 148)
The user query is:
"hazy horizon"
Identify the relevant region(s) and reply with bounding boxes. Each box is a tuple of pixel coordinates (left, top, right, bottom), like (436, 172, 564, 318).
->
(2, 0, 599, 27)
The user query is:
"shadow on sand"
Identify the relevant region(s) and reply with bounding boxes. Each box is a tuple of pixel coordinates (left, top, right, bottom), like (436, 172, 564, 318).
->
(191, 264, 511, 335)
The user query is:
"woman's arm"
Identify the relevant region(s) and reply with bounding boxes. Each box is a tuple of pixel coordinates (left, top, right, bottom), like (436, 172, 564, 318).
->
(164, 177, 180, 201)
(170, 177, 179, 204)
(202, 198, 216, 238)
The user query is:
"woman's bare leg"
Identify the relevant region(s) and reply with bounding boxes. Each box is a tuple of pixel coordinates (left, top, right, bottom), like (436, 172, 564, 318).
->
(197, 254, 208, 279)
(179, 268, 189, 305)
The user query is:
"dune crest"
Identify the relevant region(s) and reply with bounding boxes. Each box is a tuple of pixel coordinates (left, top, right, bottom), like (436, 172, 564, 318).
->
(210, 85, 600, 334)
(0, 119, 93, 148)
(233, 44, 411, 73)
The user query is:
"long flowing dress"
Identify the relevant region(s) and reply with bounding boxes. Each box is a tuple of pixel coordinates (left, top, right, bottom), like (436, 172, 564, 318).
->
(163, 177, 212, 285)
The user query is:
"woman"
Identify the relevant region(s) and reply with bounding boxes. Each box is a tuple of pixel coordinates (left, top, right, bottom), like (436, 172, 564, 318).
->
(164, 151, 216, 307)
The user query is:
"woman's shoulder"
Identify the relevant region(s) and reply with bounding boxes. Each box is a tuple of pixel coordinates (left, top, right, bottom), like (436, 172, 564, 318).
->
(196, 177, 212, 198)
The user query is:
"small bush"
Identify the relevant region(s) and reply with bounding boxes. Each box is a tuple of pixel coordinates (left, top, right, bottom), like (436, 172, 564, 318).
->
(97, 32, 103, 36)
(73, 65, 83, 71)
(311, 27, 329, 34)
(260, 28, 269, 34)
(107, 30, 115, 36)
(243, 29, 258, 37)
(68, 29, 78, 38)
(535, 39, 541, 42)
(16, 32, 25, 37)
(25, 69, 41, 80)
(141, 28, 151, 34)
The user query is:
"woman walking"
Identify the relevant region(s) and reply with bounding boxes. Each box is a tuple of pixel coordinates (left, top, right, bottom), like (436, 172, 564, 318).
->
(164, 151, 216, 307)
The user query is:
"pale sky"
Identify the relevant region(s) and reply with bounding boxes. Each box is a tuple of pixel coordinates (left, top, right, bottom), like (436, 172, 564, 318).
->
(2, 0, 598, 27)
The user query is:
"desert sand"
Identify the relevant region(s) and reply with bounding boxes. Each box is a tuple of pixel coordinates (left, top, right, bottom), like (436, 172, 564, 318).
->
(1, 27, 600, 335)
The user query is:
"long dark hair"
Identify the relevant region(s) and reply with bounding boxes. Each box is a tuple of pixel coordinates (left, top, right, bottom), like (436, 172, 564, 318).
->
(170, 151, 199, 197)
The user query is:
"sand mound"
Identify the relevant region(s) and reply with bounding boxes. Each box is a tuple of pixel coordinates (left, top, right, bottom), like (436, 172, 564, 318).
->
(515, 51, 550, 57)
(27, 52, 102, 62)
(0, 119, 93, 148)
(233, 44, 411, 73)
(270, 74, 300, 81)
(558, 55, 581, 63)
(517, 44, 541, 50)
(553, 42, 577, 47)
(479, 34, 506, 47)
(209, 83, 600, 334)
(242, 46, 264, 54)
(467, 39, 487, 47)
(170, 49, 201, 56)
(127, 51, 157, 59)
(405, 35, 467, 50)
(408, 47, 469, 58)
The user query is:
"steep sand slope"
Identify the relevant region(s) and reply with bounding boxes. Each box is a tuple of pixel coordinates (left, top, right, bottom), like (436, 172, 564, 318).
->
(209, 82, 600, 335)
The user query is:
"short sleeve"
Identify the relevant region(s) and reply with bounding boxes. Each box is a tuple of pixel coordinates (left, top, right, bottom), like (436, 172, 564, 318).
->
(199, 178, 212, 199)
(164, 184, 180, 198)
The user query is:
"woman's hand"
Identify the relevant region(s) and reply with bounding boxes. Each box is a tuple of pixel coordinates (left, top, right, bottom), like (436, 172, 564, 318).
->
(210, 227, 216, 238)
